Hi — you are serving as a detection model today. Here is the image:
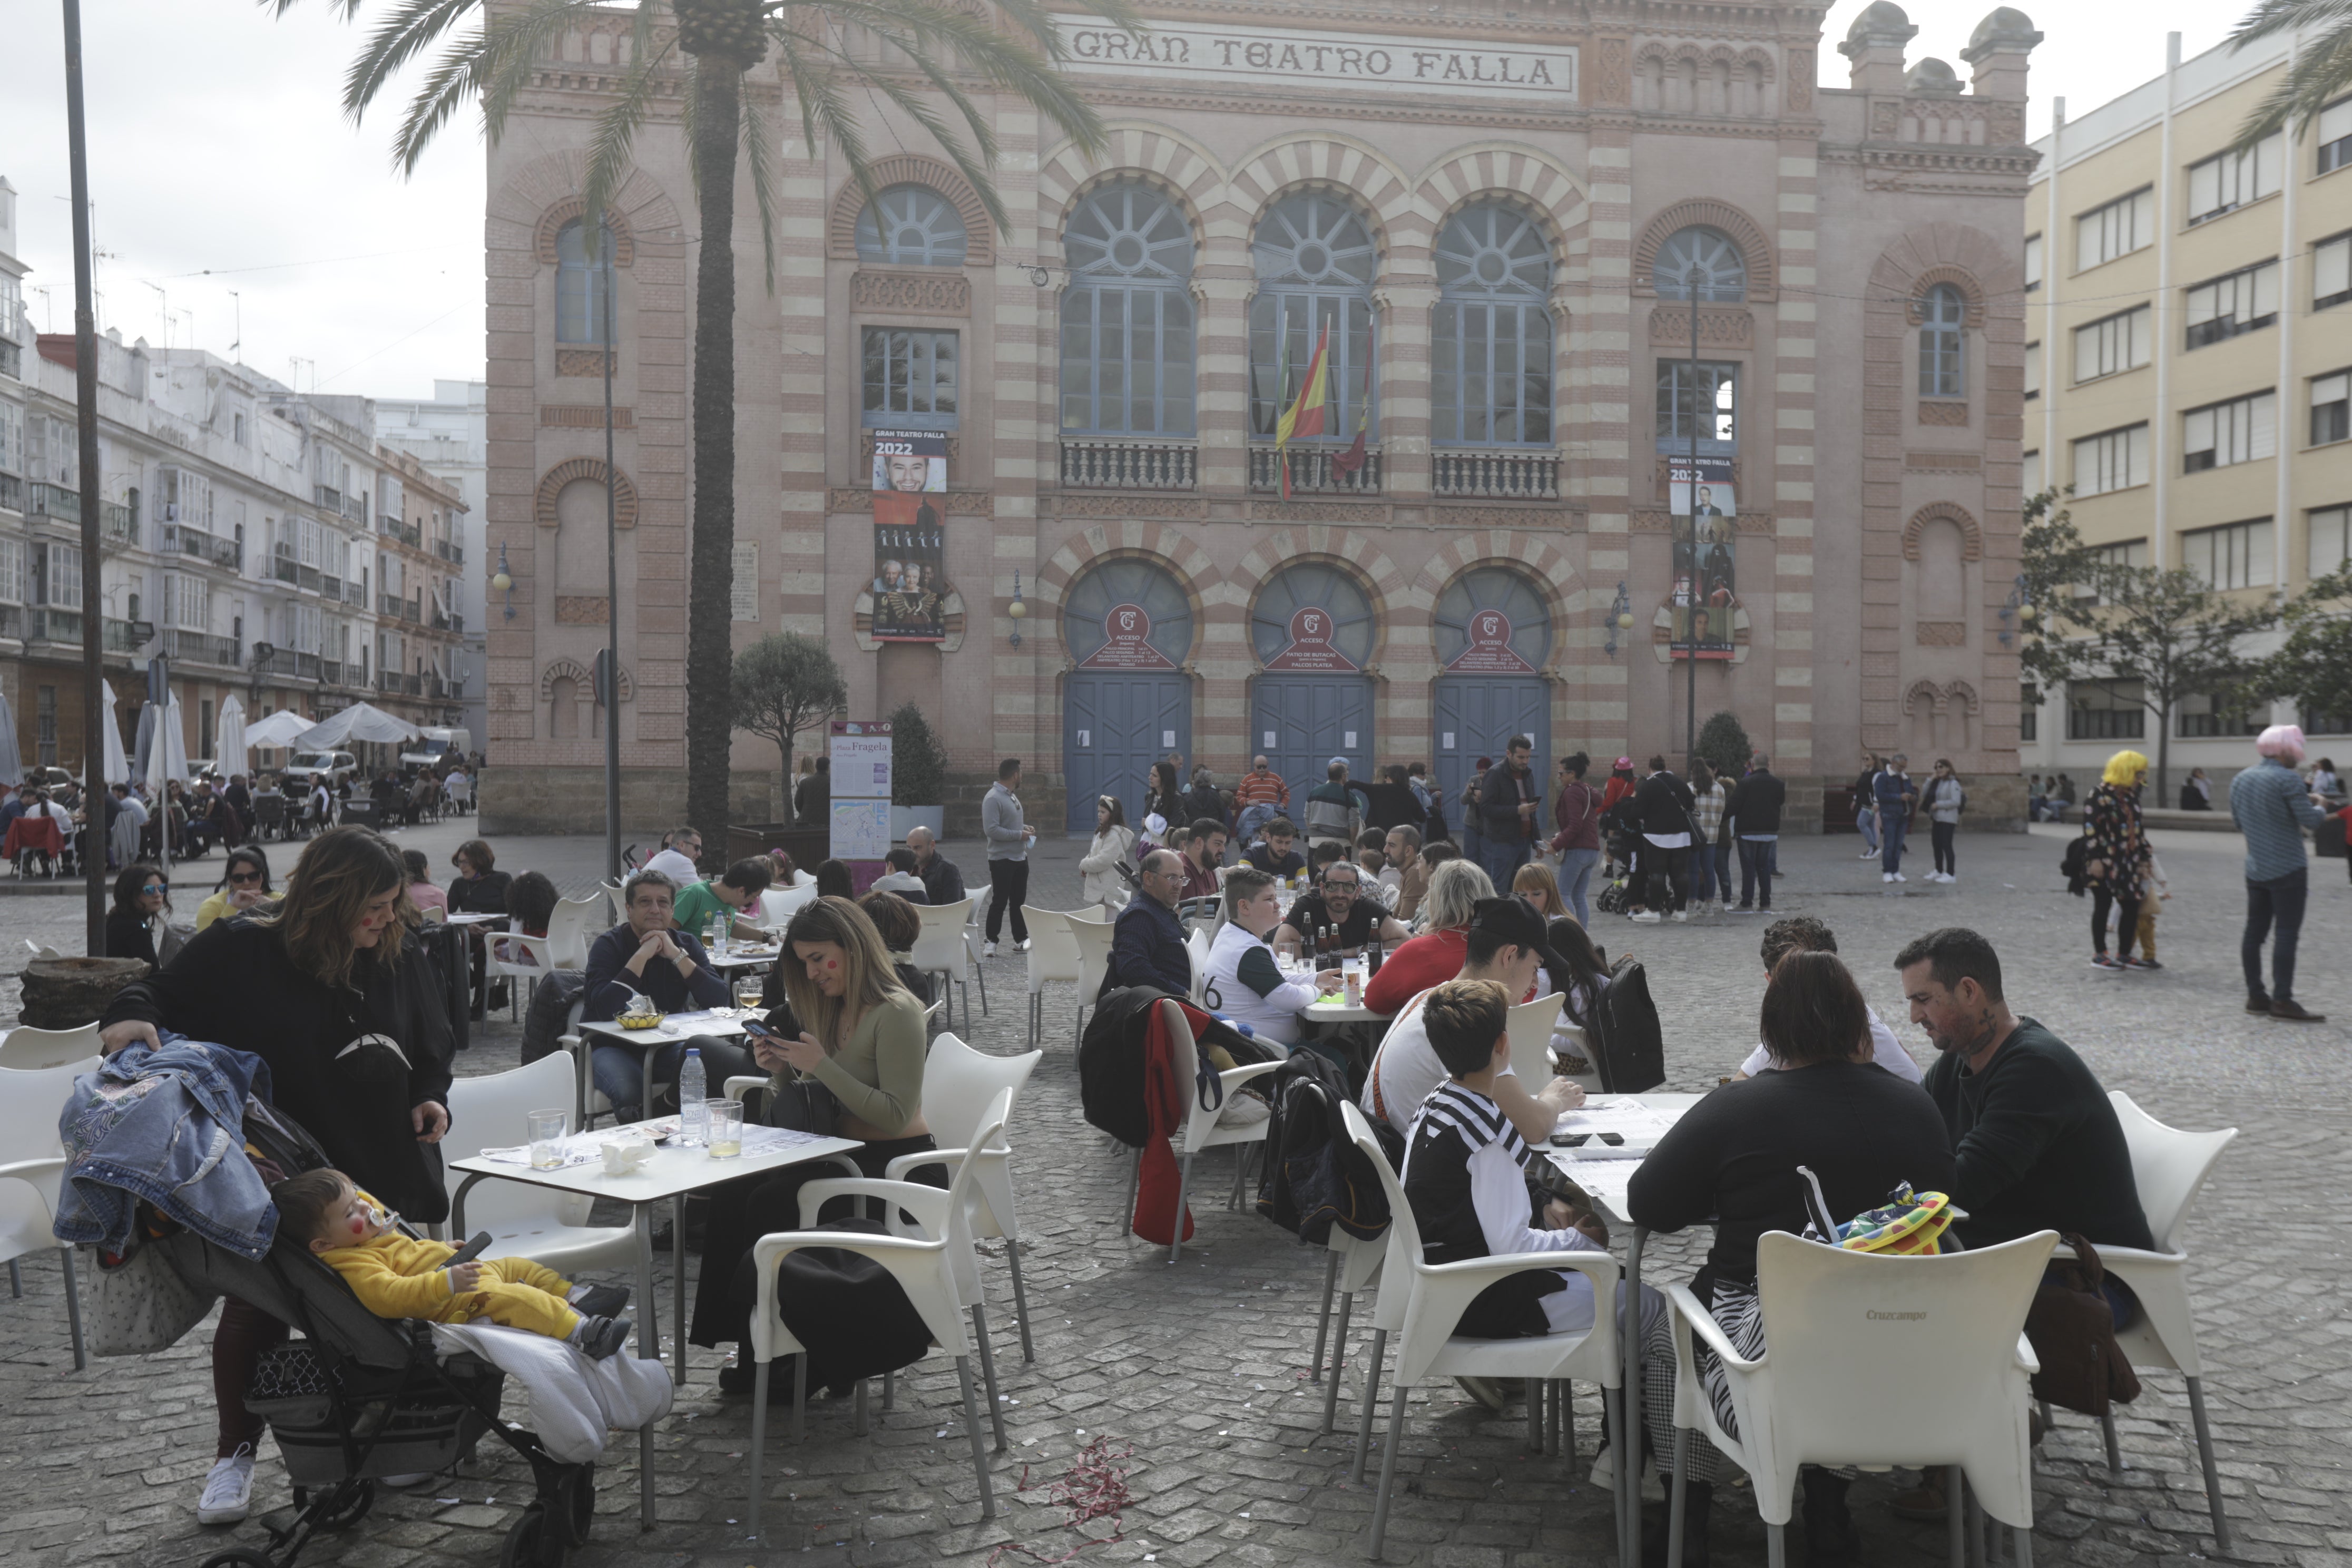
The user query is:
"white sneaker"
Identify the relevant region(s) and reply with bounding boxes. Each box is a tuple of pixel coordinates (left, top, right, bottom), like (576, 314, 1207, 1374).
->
(198, 1448, 256, 1524)
(1859, 849, 1878, 859)
(1629, 910, 1662, 923)
(1671, 909, 1688, 923)
(1018, 938, 1032, 952)
(1883, 872, 1896, 883)
(983, 941, 997, 957)
(1893, 872, 1907, 883)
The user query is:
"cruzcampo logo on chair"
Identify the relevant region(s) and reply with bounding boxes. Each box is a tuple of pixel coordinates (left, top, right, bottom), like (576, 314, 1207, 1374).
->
(1796, 1165, 1963, 1256)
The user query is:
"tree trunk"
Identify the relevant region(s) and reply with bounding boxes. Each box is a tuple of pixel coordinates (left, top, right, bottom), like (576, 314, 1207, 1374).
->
(20, 956, 148, 1029)
(687, 57, 747, 857)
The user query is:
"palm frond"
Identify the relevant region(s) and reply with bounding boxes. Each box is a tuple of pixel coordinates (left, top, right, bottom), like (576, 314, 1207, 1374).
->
(261, 0, 371, 19)
(2231, 0, 2352, 47)
(580, 32, 683, 234)
(802, 26, 1010, 237)
(339, 0, 482, 122)
(771, 31, 879, 241)
(2229, 25, 2352, 146)
(737, 89, 785, 293)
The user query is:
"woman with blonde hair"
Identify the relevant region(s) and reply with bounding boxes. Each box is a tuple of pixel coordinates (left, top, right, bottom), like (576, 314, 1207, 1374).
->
(692, 896, 946, 1389)
(1511, 860, 1569, 922)
(98, 826, 453, 1523)
(2083, 749, 2153, 971)
(1079, 793, 1136, 910)
(1364, 857, 1496, 1015)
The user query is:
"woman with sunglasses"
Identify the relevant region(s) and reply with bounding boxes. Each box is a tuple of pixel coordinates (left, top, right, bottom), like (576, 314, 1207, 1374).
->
(106, 864, 172, 970)
(196, 847, 275, 932)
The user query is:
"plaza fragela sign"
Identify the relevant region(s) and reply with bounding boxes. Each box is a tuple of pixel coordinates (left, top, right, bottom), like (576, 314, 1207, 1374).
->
(1058, 16, 1577, 101)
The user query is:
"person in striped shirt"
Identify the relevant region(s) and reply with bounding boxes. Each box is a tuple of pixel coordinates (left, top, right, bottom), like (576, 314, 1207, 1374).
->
(1232, 756, 1291, 848)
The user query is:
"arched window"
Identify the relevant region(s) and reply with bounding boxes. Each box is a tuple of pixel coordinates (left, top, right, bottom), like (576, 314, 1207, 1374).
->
(1653, 225, 1747, 301)
(1433, 204, 1554, 447)
(555, 219, 616, 344)
(1919, 283, 1967, 397)
(1249, 193, 1377, 440)
(856, 185, 968, 267)
(548, 674, 580, 739)
(1060, 183, 1195, 436)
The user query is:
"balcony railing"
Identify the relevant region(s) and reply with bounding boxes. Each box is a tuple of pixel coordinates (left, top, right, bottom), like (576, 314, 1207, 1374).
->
(24, 606, 81, 644)
(322, 573, 342, 601)
(297, 564, 321, 593)
(161, 524, 244, 572)
(1059, 439, 1198, 491)
(321, 659, 342, 687)
(403, 600, 422, 624)
(297, 651, 321, 680)
(380, 593, 403, 616)
(257, 648, 301, 678)
(0, 603, 19, 639)
(430, 611, 450, 632)
(1431, 448, 1562, 501)
(104, 617, 147, 653)
(272, 553, 297, 585)
(0, 473, 19, 513)
(27, 483, 135, 543)
(1247, 444, 1384, 496)
(377, 670, 400, 694)
(344, 581, 368, 607)
(450, 611, 465, 634)
(162, 628, 242, 667)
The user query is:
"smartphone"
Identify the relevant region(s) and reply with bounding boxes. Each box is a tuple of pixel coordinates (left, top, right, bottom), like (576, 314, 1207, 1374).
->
(1550, 1132, 1590, 1148)
(740, 1019, 773, 1040)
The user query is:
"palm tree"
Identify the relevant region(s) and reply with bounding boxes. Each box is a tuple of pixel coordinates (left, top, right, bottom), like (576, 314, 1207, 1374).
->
(2231, 0, 2352, 143)
(276, 0, 1130, 844)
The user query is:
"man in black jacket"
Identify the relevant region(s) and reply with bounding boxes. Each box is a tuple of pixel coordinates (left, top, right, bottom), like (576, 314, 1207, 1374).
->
(1104, 849, 1193, 998)
(1476, 737, 1543, 888)
(1631, 756, 1697, 922)
(1728, 752, 1787, 912)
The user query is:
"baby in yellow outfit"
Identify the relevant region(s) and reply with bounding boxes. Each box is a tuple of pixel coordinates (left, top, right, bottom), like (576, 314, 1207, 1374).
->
(273, 1168, 632, 1359)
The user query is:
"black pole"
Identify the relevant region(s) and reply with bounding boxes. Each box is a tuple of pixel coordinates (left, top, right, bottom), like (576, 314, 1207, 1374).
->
(601, 222, 621, 880)
(1685, 263, 1701, 776)
(63, 0, 106, 955)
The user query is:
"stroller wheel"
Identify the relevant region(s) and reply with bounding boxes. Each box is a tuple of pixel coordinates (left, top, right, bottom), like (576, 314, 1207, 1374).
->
(199, 1552, 277, 1568)
(557, 1463, 595, 1546)
(317, 1479, 375, 1533)
(500, 1503, 565, 1568)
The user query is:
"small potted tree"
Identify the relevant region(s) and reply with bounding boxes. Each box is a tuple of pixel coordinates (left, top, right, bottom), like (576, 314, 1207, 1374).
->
(729, 633, 846, 864)
(888, 701, 948, 841)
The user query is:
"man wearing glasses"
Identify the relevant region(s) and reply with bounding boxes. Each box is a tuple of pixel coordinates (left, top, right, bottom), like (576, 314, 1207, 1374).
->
(644, 826, 704, 885)
(1275, 861, 1410, 958)
(1101, 848, 1193, 998)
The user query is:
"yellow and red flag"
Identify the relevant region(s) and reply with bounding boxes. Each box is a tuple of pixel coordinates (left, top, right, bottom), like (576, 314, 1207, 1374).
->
(1273, 320, 1331, 498)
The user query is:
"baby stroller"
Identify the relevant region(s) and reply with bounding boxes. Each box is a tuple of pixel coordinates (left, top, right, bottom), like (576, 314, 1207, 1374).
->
(151, 1106, 599, 1568)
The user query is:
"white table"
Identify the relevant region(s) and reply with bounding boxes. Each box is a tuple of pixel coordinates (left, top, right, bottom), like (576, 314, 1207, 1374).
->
(1539, 1091, 1703, 1568)
(441, 910, 506, 928)
(572, 1012, 753, 1131)
(702, 944, 781, 973)
(448, 1121, 863, 1530)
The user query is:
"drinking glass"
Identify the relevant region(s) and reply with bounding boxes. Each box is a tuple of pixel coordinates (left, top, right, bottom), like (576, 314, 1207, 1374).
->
(734, 974, 764, 1012)
(706, 1098, 743, 1159)
(527, 1108, 568, 1170)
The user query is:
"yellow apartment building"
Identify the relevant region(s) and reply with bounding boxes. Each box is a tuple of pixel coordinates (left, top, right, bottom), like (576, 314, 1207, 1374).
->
(2025, 26, 2352, 791)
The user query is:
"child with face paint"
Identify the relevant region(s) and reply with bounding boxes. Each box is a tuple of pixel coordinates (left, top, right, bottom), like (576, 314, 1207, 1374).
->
(271, 1169, 634, 1358)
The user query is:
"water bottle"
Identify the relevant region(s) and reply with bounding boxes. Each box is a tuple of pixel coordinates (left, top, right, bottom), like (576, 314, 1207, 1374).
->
(678, 1048, 707, 1145)
(706, 911, 727, 958)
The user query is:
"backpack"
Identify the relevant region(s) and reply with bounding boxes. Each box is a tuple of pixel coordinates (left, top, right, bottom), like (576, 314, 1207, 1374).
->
(2060, 834, 2090, 896)
(1253, 1049, 1403, 1245)
(1586, 957, 1666, 1093)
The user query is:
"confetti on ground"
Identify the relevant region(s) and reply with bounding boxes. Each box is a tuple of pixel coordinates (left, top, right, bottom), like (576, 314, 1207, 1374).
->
(987, 1434, 1136, 1567)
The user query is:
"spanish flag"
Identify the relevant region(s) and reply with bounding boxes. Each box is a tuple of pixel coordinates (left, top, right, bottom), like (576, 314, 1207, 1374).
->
(1274, 321, 1331, 499)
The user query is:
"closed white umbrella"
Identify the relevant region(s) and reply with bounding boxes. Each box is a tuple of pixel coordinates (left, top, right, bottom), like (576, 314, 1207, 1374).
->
(98, 680, 129, 787)
(0, 685, 22, 788)
(215, 693, 247, 776)
(159, 694, 191, 785)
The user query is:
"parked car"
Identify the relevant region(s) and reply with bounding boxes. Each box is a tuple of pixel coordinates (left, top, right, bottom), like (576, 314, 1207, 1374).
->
(280, 750, 359, 789)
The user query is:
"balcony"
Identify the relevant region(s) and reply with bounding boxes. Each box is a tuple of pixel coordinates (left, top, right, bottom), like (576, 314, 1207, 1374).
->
(24, 606, 81, 645)
(297, 563, 321, 594)
(1059, 439, 1198, 491)
(377, 670, 400, 694)
(322, 573, 342, 601)
(0, 473, 19, 513)
(430, 610, 450, 632)
(257, 647, 301, 678)
(161, 524, 244, 572)
(0, 338, 19, 380)
(449, 611, 465, 634)
(104, 617, 146, 653)
(402, 600, 422, 624)
(321, 659, 341, 687)
(162, 628, 242, 667)
(27, 484, 133, 542)
(1247, 444, 1384, 496)
(317, 484, 367, 523)
(380, 593, 403, 617)
(297, 651, 321, 680)
(1432, 448, 1562, 501)
(0, 603, 18, 639)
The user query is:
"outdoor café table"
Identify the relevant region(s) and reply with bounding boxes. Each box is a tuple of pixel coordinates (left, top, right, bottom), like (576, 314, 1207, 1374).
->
(1537, 1091, 1703, 1568)
(449, 1118, 863, 1529)
(438, 910, 507, 1022)
(570, 1008, 753, 1134)
(700, 941, 781, 973)
(3, 814, 63, 869)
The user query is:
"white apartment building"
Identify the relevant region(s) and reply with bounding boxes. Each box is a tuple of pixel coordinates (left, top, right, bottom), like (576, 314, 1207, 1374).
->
(374, 380, 487, 741)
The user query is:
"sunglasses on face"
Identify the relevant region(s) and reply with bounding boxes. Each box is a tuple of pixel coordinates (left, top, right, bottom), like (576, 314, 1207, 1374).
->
(141, 884, 168, 896)
(228, 870, 262, 885)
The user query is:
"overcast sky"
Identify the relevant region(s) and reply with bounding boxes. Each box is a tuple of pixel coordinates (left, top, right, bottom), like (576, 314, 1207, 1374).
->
(2, 0, 2245, 402)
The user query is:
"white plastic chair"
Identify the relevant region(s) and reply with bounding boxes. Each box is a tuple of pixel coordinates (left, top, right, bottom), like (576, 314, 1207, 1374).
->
(883, 1034, 1043, 1360)
(759, 883, 817, 927)
(2069, 1092, 2239, 1550)
(1309, 1221, 1388, 1435)
(440, 1055, 638, 1277)
(1664, 1229, 2058, 1568)
(1067, 915, 1118, 1046)
(22, 940, 61, 960)
(1020, 907, 1082, 1046)
(960, 901, 991, 1016)
(1, 1059, 91, 1370)
(487, 934, 556, 1022)
(909, 898, 977, 1031)
(746, 1088, 1015, 1535)
(1125, 999, 1281, 1264)
(1184, 926, 1211, 1004)
(1505, 992, 1565, 1067)
(1338, 1100, 1623, 1556)
(546, 895, 605, 971)
(0, 1023, 102, 1072)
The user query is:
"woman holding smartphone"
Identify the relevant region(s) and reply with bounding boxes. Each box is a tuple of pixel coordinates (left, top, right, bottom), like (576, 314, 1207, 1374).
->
(689, 896, 946, 1392)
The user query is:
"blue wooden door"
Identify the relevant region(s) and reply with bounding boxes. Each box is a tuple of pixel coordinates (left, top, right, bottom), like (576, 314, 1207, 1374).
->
(1065, 674, 1189, 831)
(1430, 567, 1554, 824)
(1433, 677, 1552, 821)
(1251, 675, 1375, 806)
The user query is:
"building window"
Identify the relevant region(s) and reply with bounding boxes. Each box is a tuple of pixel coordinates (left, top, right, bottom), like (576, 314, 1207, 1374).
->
(2020, 682, 2039, 743)
(2182, 391, 2275, 473)
(2177, 691, 2261, 738)
(199, 699, 214, 760)
(860, 328, 958, 429)
(2185, 261, 2279, 350)
(2023, 341, 2041, 399)
(2075, 188, 2153, 270)
(2309, 503, 2352, 577)
(2324, 97, 2352, 174)
(2023, 448, 2042, 494)
(2024, 233, 2042, 292)
(2313, 371, 2352, 446)
(1060, 183, 1195, 436)
(1432, 203, 1554, 446)
(1248, 191, 1377, 442)
(40, 542, 82, 606)
(2072, 424, 2149, 496)
(854, 185, 968, 267)
(2072, 305, 2150, 383)
(1652, 226, 1747, 301)
(0, 539, 20, 604)
(2187, 136, 2283, 224)
(1917, 284, 1966, 397)
(554, 219, 616, 345)
(2180, 518, 2274, 589)
(2069, 680, 2147, 741)
(35, 687, 55, 767)
(2319, 233, 2352, 311)
(1656, 360, 1738, 454)
(0, 401, 23, 476)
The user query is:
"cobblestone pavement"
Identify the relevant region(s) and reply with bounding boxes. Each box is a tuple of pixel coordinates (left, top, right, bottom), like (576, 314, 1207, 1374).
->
(4, 823, 2347, 1568)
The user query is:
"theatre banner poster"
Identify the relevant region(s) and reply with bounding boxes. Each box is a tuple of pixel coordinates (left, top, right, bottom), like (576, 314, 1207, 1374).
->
(1668, 456, 1737, 660)
(871, 429, 949, 643)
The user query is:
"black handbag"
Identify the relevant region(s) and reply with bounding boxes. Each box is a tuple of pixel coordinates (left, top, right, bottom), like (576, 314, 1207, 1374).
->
(763, 1073, 841, 1137)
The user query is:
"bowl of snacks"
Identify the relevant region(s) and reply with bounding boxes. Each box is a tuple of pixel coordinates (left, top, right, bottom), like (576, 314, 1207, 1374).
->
(617, 1001, 663, 1031)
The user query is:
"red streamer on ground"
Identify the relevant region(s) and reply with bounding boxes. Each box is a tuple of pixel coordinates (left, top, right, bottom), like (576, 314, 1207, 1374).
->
(987, 1436, 1136, 1567)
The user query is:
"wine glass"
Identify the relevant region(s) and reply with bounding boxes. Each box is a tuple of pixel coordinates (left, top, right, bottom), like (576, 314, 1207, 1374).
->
(734, 974, 764, 1013)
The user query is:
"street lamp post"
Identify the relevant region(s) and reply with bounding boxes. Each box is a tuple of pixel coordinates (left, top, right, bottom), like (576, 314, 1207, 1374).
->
(62, 0, 107, 953)
(600, 220, 621, 881)
(1684, 261, 1701, 777)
